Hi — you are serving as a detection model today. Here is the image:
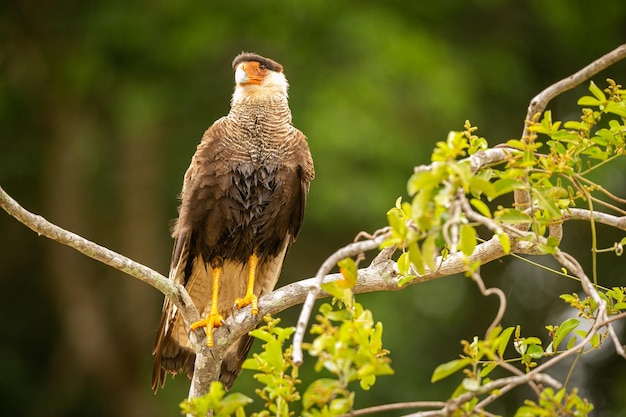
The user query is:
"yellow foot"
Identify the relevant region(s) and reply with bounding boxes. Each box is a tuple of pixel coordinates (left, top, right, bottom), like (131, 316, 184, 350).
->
(234, 293, 259, 315)
(190, 312, 224, 347)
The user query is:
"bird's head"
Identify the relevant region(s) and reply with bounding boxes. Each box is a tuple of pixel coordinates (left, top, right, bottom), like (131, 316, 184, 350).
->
(231, 52, 289, 104)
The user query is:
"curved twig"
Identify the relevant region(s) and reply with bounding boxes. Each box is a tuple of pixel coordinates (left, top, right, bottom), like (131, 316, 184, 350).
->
(521, 43, 626, 142)
(291, 232, 390, 365)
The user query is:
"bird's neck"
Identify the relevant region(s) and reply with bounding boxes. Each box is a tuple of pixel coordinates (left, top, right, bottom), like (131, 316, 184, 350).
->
(229, 96, 293, 126)
(231, 83, 289, 106)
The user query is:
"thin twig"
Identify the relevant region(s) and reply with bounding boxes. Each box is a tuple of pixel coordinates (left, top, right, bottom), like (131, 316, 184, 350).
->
(291, 232, 390, 365)
(521, 43, 626, 141)
(471, 270, 507, 341)
(339, 401, 446, 417)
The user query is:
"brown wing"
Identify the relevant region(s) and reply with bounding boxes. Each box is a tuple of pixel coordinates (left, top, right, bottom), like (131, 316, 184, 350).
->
(152, 118, 230, 392)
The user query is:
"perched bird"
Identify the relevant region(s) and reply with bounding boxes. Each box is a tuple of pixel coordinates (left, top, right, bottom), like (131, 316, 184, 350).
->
(152, 52, 314, 392)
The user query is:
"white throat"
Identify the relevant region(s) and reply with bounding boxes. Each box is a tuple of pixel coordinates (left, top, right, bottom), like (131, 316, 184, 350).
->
(231, 71, 290, 105)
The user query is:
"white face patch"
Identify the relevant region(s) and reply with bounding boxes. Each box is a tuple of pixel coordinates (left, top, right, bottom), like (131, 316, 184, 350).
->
(235, 65, 248, 85)
(231, 66, 289, 105)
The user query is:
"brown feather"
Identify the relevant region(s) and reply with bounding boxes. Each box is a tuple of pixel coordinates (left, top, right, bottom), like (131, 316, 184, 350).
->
(152, 53, 314, 392)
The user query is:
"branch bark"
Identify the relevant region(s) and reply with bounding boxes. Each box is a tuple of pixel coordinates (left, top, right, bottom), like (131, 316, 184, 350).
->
(0, 186, 203, 334)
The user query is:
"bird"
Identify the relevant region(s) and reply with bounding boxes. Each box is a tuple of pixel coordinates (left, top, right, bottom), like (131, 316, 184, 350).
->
(151, 52, 314, 392)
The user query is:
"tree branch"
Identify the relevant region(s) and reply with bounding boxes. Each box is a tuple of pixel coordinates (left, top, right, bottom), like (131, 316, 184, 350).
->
(521, 43, 626, 144)
(0, 186, 204, 344)
(292, 230, 391, 365)
(515, 43, 626, 233)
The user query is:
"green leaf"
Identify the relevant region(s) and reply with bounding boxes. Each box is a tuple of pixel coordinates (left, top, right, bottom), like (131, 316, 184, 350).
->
(248, 328, 274, 343)
(532, 188, 562, 219)
(469, 176, 496, 199)
(553, 318, 580, 350)
(421, 234, 437, 270)
(567, 335, 577, 350)
(526, 344, 544, 359)
(497, 326, 515, 358)
(431, 358, 472, 382)
(218, 393, 254, 416)
(492, 178, 526, 198)
(495, 208, 531, 224)
(605, 101, 626, 118)
(408, 170, 436, 196)
(480, 362, 498, 377)
(470, 198, 492, 218)
(387, 207, 407, 238)
(337, 257, 358, 288)
(408, 241, 426, 275)
(523, 337, 542, 345)
(590, 333, 600, 349)
(397, 251, 410, 275)
(459, 224, 477, 257)
(588, 80, 606, 103)
(497, 232, 511, 254)
(577, 95, 602, 106)
(507, 139, 527, 150)
(302, 378, 338, 410)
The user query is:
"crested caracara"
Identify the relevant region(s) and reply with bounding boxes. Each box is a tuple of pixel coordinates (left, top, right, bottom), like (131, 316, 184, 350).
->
(152, 52, 314, 392)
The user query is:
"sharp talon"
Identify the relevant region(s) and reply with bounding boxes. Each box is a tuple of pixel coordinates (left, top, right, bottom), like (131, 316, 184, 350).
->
(190, 312, 224, 347)
(234, 294, 259, 315)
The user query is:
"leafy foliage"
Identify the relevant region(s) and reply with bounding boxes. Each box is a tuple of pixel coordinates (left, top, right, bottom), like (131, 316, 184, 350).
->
(514, 387, 593, 417)
(184, 257, 393, 416)
(180, 381, 251, 417)
(382, 79, 626, 415)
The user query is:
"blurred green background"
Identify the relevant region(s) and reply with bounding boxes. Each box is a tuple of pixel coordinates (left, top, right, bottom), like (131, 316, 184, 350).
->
(2, 1, 626, 416)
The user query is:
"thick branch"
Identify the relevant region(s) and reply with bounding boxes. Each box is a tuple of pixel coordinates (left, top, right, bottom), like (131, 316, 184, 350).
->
(0, 186, 203, 331)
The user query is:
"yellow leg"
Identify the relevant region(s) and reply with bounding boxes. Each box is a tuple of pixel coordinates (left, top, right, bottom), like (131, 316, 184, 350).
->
(234, 251, 259, 314)
(190, 256, 224, 347)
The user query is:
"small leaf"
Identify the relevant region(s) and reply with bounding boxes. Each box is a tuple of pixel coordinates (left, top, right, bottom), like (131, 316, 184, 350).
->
(553, 318, 580, 350)
(526, 344, 544, 359)
(462, 377, 480, 391)
(588, 80, 606, 102)
(422, 234, 437, 270)
(497, 327, 515, 358)
(431, 358, 472, 382)
(495, 208, 531, 224)
(497, 232, 511, 254)
(492, 178, 526, 198)
(605, 101, 626, 118)
(397, 251, 410, 275)
(408, 241, 426, 275)
(480, 362, 498, 378)
(614, 302, 626, 311)
(460, 224, 477, 257)
(577, 96, 602, 106)
(470, 176, 496, 199)
(470, 198, 492, 218)
(337, 257, 358, 288)
(567, 335, 577, 350)
(590, 333, 600, 349)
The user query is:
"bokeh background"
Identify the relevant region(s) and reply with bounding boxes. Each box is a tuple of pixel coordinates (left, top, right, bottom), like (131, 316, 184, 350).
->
(2, 1, 626, 416)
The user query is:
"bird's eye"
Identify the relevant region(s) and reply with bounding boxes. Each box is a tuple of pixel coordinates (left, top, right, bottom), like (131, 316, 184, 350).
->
(258, 63, 266, 70)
